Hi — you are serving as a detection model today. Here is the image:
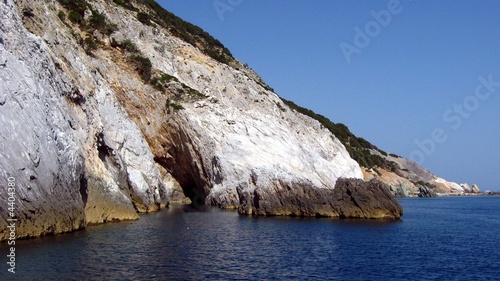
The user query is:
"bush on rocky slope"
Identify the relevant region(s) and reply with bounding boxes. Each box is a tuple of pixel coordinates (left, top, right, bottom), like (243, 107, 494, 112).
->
(281, 98, 398, 171)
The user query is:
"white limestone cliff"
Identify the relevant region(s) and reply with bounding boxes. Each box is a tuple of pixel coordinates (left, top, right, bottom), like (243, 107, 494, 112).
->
(0, 0, 363, 240)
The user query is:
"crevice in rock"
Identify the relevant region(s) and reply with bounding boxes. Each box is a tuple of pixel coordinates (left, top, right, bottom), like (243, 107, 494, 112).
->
(64, 87, 86, 105)
(79, 173, 88, 206)
(95, 131, 131, 198)
(96, 132, 112, 162)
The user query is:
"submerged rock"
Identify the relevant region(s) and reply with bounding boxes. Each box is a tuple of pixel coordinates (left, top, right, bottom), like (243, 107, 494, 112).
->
(238, 178, 403, 220)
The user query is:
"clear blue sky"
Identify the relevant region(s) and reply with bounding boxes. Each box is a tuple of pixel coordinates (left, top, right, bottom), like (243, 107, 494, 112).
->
(158, 0, 500, 191)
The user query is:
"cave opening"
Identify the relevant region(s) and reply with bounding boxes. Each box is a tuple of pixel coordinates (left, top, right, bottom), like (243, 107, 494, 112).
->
(179, 173, 207, 208)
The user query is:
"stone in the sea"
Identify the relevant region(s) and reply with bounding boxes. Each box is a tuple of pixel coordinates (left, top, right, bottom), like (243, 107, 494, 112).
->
(237, 178, 403, 219)
(332, 178, 403, 219)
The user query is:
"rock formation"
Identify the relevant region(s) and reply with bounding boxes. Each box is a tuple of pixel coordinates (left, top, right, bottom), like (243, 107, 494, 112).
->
(0, 0, 469, 240)
(363, 152, 471, 197)
(238, 178, 403, 219)
(0, 0, 366, 240)
(281, 99, 471, 197)
(484, 190, 500, 196)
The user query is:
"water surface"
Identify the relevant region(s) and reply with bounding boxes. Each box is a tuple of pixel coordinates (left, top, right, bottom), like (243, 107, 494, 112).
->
(2, 197, 499, 280)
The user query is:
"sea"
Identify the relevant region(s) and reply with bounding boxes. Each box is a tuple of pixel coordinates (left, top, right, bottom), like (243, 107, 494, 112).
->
(1, 197, 499, 281)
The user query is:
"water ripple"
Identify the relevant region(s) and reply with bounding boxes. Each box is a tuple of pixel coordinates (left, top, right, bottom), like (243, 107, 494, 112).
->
(1, 197, 499, 280)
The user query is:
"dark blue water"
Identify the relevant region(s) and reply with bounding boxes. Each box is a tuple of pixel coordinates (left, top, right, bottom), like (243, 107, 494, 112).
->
(1, 197, 499, 280)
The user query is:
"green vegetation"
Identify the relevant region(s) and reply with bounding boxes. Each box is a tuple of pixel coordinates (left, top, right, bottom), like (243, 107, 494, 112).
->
(111, 38, 139, 53)
(112, 0, 137, 11)
(57, 0, 87, 17)
(83, 35, 98, 55)
(110, 38, 118, 47)
(120, 39, 138, 52)
(181, 83, 204, 98)
(88, 10, 118, 35)
(281, 98, 398, 170)
(68, 10, 83, 24)
(275, 101, 286, 112)
(128, 55, 152, 82)
(110, 38, 154, 83)
(257, 80, 275, 93)
(151, 73, 178, 91)
(169, 102, 185, 111)
(57, 11, 66, 22)
(136, 12, 151, 26)
(413, 181, 429, 187)
(135, 0, 234, 64)
(57, 0, 86, 24)
(59, 0, 233, 63)
(57, 0, 117, 35)
(59, 0, 117, 56)
(373, 168, 382, 177)
(150, 71, 205, 113)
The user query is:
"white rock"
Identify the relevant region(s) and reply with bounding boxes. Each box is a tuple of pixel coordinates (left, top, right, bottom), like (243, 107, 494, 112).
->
(0, 0, 363, 239)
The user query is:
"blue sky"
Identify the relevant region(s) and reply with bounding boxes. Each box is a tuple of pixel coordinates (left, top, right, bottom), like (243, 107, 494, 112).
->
(158, 0, 500, 191)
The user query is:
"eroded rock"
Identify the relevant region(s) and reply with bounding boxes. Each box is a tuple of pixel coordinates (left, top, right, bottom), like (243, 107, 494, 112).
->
(238, 178, 403, 220)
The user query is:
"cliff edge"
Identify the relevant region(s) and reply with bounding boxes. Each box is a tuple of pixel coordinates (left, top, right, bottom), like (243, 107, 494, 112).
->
(0, 0, 398, 240)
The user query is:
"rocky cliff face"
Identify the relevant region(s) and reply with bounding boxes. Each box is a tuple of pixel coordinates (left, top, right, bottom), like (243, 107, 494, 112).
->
(238, 178, 403, 219)
(280, 98, 474, 198)
(0, 0, 381, 240)
(362, 151, 480, 197)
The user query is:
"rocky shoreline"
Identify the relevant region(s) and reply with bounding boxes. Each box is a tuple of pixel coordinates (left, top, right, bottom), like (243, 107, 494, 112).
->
(484, 191, 500, 196)
(238, 178, 403, 220)
(0, 0, 489, 241)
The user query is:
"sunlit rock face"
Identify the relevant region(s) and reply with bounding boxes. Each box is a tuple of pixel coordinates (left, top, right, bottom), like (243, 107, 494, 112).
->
(0, 0, 365, 239)
(238, 178, 403, 220)
(363, 151, 469, 197)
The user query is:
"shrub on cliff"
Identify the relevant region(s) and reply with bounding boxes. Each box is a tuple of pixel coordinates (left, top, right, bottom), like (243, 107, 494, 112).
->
(281, 97, 398, 170)
(136, 0, 234, 64)
(113, 0, 137, 11)
(67, 10, 83, 25)
(88, 10, 118, 36)
(111, 38, 138, 53)
(150, 72, 178, 91)
(169, 103, 184, 111)
(83, 35, 98, 55)
(137, 12, 151, 26)
(57, 0, 87, 16)
(57, 10, 66, 22)
(57, 0, 87, 25)
(128, 55, 152, 82)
